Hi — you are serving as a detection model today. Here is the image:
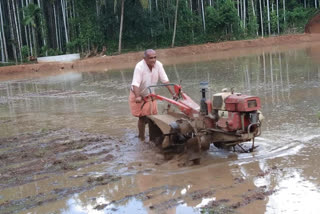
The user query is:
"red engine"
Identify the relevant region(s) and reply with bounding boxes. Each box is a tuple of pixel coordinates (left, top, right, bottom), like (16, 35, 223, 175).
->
(225, 94, 261, 112)
(213, 93, 261, 132)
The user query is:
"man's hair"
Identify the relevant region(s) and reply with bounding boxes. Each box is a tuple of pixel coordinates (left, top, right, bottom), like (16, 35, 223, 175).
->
(144, 49, 155, 58)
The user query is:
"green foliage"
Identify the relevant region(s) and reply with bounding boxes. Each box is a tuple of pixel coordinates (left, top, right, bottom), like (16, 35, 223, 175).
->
(21, 46, 29, 61)
(47, 48, 62, 56)
(0, 62, 16, 67)
(22, 4, 41, 28)
(66, 40, 80, 54)
(39, 45, 48, 56)
(286, 7, 318, 32)
(206, 0, 241, 41)
(2, 0, 320, 60)
(175, 1, 199, 45)
(247, 0, 258, 37)
(270, 10, 278, 34)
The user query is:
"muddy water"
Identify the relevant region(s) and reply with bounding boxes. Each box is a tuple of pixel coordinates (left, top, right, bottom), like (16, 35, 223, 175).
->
(1, 43, 320, 214)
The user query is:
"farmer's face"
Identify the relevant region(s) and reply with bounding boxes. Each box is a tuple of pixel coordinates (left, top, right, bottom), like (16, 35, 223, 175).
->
(144, 51, 157, 68)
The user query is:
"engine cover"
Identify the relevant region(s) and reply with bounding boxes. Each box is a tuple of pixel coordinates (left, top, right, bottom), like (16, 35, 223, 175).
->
(225, 94, 261, 112)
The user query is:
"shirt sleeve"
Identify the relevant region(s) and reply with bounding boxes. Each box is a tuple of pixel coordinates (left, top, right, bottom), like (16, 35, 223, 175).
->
(158, 62, 169, 83)
(131, 63, 142, 87)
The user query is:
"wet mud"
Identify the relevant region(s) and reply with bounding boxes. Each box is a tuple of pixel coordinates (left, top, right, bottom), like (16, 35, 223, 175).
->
(0, 129, 119, 188)
(1, 40, 320, 214)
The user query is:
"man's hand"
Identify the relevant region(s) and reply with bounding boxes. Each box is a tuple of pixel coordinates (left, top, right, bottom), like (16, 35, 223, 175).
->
(135, 96, 142, 103)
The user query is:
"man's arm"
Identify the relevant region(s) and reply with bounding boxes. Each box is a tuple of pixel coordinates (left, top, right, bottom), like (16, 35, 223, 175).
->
(132, 85, 142, 103)
(132, 63, 143, 103)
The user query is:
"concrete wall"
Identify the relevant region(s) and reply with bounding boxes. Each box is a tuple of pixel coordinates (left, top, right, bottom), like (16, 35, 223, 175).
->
(37, 54, 80, 63)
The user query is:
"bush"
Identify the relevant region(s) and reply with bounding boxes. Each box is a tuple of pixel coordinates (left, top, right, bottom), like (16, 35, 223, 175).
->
(21, 46, 30, 61)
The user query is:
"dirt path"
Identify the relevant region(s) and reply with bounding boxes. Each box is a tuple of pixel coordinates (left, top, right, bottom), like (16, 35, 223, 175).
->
(1, 33, 320, 81)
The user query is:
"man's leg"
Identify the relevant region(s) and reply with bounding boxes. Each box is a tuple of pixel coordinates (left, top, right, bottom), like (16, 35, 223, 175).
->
(138, 116, 146, 141)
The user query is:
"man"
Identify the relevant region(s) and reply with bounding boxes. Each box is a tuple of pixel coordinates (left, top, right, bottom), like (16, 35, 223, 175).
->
(129, 49, 175, 142)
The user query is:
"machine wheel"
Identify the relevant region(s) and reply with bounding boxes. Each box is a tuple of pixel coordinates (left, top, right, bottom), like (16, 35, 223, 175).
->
(148, 120, 164, 146)
(214, 142, 223, 149)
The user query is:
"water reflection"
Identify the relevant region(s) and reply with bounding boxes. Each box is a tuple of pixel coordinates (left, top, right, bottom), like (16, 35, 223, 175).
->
(266, 170, 320, 214)
(1, 44, 320, 213)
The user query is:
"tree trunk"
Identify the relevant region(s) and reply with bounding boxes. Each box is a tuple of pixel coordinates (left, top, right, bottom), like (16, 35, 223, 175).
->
(32, 26, 37, 57)
(251, 0, 256, 17)
(0, 27, 4, 62)
(37, 0, 47, 55)
(58, 7, 62, 50)
(251, 0, 258, 35)
(243, 0, 246, 30)
(53, 3, 59, 50)
(259, 0, 264, 37)
(21, 0, 30, 56)
(12, 0, 22, 61)
(237, 0, 240, 17)
(61, 0, 69, 44)
(26, 0, 33, 56)
(282, 0, 286, 24)
(200, 0, 205, 32)
(16, 0, 23, 51)
(276, 0, 279, 34)
(96, 0, 99, 16)
(118, 0, 124, 53)
(189, 0, 194, 43)
(267, 0, 271, 35)
(0, 1, 8, 62)
(8, 0, 18, 63)
(171, 0, 179, 47)
(240, 0, 243, 22)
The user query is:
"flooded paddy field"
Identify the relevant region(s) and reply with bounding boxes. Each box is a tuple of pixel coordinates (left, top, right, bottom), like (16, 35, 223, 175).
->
(1, 42, 320, 214)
